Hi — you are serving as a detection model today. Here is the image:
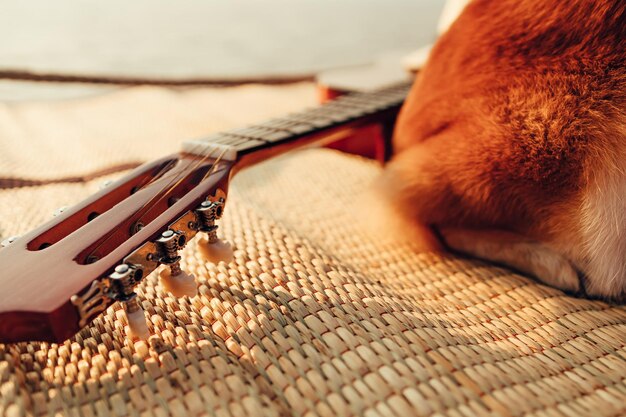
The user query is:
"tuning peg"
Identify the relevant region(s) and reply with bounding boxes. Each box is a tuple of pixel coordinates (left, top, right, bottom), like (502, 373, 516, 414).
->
(194, 199, 233, 264)
(197, 234, 234, 264)
(159, 266, 197, 297)
(108, 264, 150, 340)
(155, 230, 198, 298)
(126, 305, 150, 340)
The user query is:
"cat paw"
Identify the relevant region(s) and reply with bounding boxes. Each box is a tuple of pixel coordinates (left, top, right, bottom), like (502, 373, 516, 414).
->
(439, 228, 581, 293)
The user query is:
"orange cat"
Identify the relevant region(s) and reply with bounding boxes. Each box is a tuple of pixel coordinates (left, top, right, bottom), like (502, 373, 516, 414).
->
(380, 0, 625, 299)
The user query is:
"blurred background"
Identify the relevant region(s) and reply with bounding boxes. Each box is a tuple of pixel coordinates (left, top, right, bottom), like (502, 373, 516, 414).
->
(0, 0, 444, 100)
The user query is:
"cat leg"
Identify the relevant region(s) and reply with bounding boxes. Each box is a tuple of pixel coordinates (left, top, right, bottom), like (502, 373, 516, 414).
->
(439, 228, 581, 293)
(379, 141, 580, 293)
(354, 188, 443, 252)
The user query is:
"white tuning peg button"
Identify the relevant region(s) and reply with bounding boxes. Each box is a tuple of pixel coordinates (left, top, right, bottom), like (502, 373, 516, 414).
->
(159, 267, 198, 298)
(126, 306, 150, 340)
(197, 234, 234, 264)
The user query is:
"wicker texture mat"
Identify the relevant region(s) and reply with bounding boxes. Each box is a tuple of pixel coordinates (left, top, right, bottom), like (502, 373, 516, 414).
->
(0, 86, 625, 417)
(0, 83, 315, 180)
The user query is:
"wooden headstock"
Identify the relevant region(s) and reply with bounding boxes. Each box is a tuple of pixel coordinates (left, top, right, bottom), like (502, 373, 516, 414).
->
(0, 150, 235, 343)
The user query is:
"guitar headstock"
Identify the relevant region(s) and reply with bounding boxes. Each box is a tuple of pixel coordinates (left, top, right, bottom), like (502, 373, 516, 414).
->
(0, 147, 236, 343)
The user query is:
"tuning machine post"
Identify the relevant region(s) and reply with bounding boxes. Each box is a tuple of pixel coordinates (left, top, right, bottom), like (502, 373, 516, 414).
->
(156, 230, 198, 298)
(102, 197, 232, 341)
(194, 199, 234, 264)
(108, 263, 149, 340)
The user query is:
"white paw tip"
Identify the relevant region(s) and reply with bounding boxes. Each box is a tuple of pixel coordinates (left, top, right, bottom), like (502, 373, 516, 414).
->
(159, 267, 198, 298)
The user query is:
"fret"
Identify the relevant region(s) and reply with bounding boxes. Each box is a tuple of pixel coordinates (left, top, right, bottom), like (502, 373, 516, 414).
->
(257, 119, 315, 135)
(327, 98, 376, 111)
(183, 81, 412, 159)
(229, 126, 292, 142)
(198, 133, 236, 144)
(343, 95, 393, 108)
(183, 133, 267, 155)
(217, 137, 265, 151)
(230, 139, 266, 152)
(315, 101, 373, 116)
(284, 112, 335, 128)
(188, 133, 265, 152)
(306, 108, 352, 123)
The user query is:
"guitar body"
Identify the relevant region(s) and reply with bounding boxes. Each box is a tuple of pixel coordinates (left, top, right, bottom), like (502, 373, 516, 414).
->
(317, 59, 412, 162)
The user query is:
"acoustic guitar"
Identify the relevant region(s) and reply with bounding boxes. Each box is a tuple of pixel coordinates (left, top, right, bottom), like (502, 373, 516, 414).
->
(0, 66, 414, 343)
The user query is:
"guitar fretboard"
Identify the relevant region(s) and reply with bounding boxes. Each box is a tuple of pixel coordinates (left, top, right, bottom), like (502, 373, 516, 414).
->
(182, 81, 412, 159)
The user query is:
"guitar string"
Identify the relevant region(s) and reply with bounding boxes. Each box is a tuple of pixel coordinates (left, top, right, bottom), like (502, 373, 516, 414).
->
(130, 142, 209, 209)
(107, 86, 394, 237)
(132, 143, 227, 222)
(84, 140, 212, 260)
(200, 147, 229, 183)
(130, 159, 179, 194)
(84, 141, 222, 261)
(133, 145, 228, 226)
(84, 85, 405, 261)
(86, 86, 398, 260)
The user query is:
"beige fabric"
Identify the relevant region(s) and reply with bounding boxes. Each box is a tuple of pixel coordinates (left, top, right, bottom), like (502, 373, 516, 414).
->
(0, 86, 625, 417)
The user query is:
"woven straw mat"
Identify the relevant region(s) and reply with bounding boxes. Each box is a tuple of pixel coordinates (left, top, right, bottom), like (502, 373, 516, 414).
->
(0, 84, 625, 417)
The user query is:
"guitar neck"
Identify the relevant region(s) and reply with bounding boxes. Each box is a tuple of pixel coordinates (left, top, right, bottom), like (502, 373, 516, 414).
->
(182, 81, 412, 170)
